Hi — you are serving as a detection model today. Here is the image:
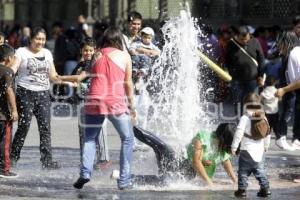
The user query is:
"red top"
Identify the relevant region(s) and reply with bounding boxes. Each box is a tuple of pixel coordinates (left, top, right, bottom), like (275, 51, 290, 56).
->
(85, 47, 128, 115)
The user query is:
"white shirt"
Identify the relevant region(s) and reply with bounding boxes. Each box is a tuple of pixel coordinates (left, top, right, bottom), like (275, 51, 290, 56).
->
(231, 111, 271, 162)
(287, 46, 300, 83)
(260, 86, 279, 114)
(15, 47, 53, 91)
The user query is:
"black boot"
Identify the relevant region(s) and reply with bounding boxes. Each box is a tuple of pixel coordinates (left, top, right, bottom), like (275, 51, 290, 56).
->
(234, 189, 247, 198)
(257, 188, 271, 197)
(73, 177, 90, 189)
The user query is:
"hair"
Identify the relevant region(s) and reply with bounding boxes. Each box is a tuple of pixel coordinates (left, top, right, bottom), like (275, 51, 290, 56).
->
(127, 11, 142, 22)
(293, 15, 300, 26)
(52, 21, 63, 29)
(276, 31, 300, 56)
(0, 44, 15, 62)
(215, 123, 237, 152)
(99, 27, 124, 51)
(265, 75, 277, 86)
(30, 26, 46, 40)
(243, 93, 262, 110)
(80, 37, 96, 49)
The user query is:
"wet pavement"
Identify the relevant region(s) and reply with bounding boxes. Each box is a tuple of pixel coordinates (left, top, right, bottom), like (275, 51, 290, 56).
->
(1, 106, 300, 200)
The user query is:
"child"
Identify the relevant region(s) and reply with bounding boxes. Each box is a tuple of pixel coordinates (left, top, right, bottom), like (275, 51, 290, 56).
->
(59, 37, 111, 169)
(0, 44, 18, 178)
(129, 27, 160, 94)
(231, 93, 271, 198)
(261, 76, 295, 150)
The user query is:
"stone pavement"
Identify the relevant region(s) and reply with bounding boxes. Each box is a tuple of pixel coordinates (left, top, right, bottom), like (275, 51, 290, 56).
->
(0, 108, 300, 199)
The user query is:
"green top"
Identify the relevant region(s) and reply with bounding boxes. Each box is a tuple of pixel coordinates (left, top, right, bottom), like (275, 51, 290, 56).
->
(186, 130, 231, 178)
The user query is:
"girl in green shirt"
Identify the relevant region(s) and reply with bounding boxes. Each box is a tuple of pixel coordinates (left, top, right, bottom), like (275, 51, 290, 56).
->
(133, 123, 237, 186)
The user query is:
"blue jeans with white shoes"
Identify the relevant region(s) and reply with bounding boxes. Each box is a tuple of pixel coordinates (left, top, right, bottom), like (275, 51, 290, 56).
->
(80, 113, 134, 188)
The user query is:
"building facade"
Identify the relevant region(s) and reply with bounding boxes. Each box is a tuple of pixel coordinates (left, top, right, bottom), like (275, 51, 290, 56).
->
(1, 0, 300, 29)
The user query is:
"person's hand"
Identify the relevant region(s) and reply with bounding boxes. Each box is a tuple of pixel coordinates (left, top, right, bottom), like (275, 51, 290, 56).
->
(129, 107, 137, 125)
(202, 160, 212, 167)
(231, 149, 236, 156)
(275, 88, 285, 97)
(232, 177, 238, 185)
(10, 110, 18, 122)
(257, 76, 264, 87)
(207, 180, 213, 187)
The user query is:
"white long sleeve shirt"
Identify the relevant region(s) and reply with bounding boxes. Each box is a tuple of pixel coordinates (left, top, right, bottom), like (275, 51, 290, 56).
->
(287, 46, 300, 83)
(231, 111, 271, 162)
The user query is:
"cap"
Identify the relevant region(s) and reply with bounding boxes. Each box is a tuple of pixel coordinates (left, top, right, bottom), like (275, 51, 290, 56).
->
(140, 27, 154, 37)
(238, 26, 249, 36)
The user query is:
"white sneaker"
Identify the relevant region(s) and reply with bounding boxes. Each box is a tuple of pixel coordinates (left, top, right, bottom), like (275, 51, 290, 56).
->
(275, 136, 295, 151)
(292, 139, 300, 150)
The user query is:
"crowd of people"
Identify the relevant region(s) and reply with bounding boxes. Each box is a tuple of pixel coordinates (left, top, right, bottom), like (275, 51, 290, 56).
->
(0, 11, 300, 197)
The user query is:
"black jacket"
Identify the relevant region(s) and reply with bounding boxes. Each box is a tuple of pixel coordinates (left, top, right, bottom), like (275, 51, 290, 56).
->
(225, 38, 264, 81)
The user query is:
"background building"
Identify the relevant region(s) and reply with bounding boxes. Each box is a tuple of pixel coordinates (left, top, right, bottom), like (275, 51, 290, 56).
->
(1, 0, 300, 31)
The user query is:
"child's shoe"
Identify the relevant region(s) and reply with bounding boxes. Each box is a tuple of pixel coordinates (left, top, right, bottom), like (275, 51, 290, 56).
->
(257, 188, 271, 197)
(0, 170, 18, 178)
(234, 189, 247, 198)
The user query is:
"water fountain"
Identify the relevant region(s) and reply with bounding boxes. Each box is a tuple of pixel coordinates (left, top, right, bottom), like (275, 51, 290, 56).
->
(144, 3, 209, 146)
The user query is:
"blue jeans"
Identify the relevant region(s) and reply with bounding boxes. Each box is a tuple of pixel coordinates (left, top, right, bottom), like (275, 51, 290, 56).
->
(80, 113, 134, 187)
(238, 150, 269, 190)
(278, 92, 295, 139)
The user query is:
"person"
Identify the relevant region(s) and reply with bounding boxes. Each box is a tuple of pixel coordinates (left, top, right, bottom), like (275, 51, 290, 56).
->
(260, 76, 281, 146)
(123, 11, 143, 50)
(59, 37, 111, 169)
(0, 44, 18, 178)
(275, 31, 300, 151)
(293, 15, 300, 39)
(77, 14, 89, 42)
(9, 27, 69, 169)
(133, 123, 237, 186)
(225, 25, 265, 114)
(130, 26, 160, 72)
(129, 27, 160, 128)
(73, 27, 136, 190)
(231, 93, 271, 198)
(0, 32, 5, 45)
(130, 26, 160, 77)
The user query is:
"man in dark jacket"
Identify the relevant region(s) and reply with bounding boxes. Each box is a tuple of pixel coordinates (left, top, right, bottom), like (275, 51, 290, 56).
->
(225, 25, 265, 114)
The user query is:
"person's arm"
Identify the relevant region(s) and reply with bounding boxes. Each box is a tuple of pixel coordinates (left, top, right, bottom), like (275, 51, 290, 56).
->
(255, 39, 265, 87)
(231, 116, 247, 155)
(59, 71, 88, 83)
(276, 79, 300, 97)
(124, 52, 136, 119)
(264, 134, 271, 151)
(49, 61, 60, 82)
(10, 54, 21, 74)
(222, 159, 237, 184)
(192, 139, 213, 186)
(6, 86, 18, 121)
(49, 63, 78, 86)
(136, 47, 160, 57)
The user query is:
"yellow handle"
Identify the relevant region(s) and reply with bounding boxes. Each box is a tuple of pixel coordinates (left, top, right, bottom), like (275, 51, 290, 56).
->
(197, 50, 232, 82)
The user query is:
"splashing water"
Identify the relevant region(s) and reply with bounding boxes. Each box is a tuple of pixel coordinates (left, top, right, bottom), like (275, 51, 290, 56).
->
(145, 6, 208, 145)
